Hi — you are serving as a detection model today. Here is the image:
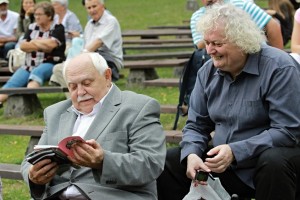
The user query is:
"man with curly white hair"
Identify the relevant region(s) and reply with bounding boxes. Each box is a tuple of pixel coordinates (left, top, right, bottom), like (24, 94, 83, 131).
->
(157, 3, 300, 200)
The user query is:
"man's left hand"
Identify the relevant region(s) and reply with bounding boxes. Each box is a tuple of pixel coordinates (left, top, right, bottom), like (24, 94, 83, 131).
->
(204, 144, 235, 173)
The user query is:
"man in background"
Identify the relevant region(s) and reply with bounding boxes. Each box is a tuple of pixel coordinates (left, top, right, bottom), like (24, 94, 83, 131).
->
(50, 0, 122, 86)
(0, 0, 19, 66)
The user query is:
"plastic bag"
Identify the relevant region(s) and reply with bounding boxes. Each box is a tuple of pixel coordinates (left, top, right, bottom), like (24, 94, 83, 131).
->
(183, 177, 231, 200)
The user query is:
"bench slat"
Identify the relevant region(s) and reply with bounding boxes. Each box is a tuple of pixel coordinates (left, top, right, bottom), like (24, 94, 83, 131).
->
(124, 43, 193, 50)
(123, 38, 193, 44)
(124, 58, 188, 69)
(144, 78, 179, 87)
(0, 163, 22, 180)
(122, 29, 191, 37)
(124, 51, 192, 60)
(0, 86, 68, 94)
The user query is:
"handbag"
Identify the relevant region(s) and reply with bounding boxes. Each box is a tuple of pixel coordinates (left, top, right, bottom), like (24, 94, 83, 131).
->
(6, 48, 26, 73)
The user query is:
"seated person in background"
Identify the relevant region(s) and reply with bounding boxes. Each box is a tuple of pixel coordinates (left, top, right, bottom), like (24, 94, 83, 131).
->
(0, 0, 19, 66)
(0, 1, 65, 108)
(21, 52, 166, 200)
(291, 7, 300, 58)
(50, 0, 123, 86)
(51, 0, 83, 50)
(190, 0, 284, 50)
(157, 3, 300, 200)
(16, 0, 36, 43)
(266, 0, 295, 46)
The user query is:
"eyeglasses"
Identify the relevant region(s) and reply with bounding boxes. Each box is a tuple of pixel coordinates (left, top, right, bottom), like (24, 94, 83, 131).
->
(34, 13, 46, 17)
(204, 40, 227, 48)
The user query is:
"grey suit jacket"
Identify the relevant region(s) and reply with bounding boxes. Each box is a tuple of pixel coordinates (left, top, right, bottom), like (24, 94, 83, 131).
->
(21, 85, 166, 200)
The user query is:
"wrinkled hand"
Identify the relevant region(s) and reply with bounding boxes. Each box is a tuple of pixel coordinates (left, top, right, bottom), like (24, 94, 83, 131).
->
(68, 139, 104, 169)
(28, 159, 58, 185)
(204, 144, 235, 173)
(186, 154, 211, 185)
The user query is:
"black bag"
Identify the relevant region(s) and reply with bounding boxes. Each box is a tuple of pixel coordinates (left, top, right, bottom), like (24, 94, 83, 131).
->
(173, 49, 210, 130)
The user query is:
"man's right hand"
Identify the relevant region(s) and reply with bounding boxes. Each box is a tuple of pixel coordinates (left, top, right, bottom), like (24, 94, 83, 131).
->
(28, 159, 58, 185)
(186, 153, 211, 184)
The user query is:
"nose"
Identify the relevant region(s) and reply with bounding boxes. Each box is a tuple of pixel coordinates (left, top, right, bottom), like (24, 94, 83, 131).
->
(77, 84, 86, 96)
(205, 43, 216, 55)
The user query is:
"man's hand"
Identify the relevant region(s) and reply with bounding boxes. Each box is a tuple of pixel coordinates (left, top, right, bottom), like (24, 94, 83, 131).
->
(28, 159, 58, 185)
(204, 144, 235, 173)
(186, 154, 211, 185)
(69, 139, 104, 169)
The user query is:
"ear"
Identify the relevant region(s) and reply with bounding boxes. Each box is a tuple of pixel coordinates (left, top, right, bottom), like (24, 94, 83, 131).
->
(105, 68, 112, 81)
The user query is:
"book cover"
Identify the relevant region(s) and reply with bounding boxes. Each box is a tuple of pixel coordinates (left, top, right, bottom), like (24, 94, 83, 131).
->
(26, 136, 86, 165)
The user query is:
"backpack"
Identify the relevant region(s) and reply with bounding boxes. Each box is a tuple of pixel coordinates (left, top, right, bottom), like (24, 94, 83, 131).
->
(173, 48, 210, 130)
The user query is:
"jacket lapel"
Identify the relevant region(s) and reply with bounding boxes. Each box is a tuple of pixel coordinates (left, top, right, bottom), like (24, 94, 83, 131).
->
(84, 85, 121, 140)
(57, 106, 78, 141)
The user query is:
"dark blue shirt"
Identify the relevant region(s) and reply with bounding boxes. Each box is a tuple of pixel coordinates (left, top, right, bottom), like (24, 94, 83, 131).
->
(181, 44, 300, 187)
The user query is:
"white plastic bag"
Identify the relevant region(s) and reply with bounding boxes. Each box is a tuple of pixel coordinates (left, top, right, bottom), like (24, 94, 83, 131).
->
(6, 48, 26, 73)
(183, 178, 231, 200)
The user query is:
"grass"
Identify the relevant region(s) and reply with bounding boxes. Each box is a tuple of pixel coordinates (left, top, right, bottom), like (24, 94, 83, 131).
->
(1, 0, 271, 199)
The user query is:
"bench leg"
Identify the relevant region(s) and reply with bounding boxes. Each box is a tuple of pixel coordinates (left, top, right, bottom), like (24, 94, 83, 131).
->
(127, 69, 159, 87)
(4, 94, 42, 117)
(25, 136, 40, 155)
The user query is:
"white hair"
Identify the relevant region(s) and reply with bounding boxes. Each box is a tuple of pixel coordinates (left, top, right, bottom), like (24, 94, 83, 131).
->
(63, 52, 109, 82)
(51, 0, 68, 7)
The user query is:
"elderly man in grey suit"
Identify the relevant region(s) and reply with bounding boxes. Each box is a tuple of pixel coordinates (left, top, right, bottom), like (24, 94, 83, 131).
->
(21, 52, 166, 200)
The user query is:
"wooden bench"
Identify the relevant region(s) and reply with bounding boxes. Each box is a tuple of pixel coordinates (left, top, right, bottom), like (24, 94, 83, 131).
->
(124, 51, 192, 60)
(0, 124, 182, 180)
(148, 25, 190, 30)
(0, 87, 68, 117)
(123, 38, 193, 45)
(123, 43, 194, 50)
(0, 86, 178, 116)
(122, 29, 191, 39)
(143, 78, 179, 87)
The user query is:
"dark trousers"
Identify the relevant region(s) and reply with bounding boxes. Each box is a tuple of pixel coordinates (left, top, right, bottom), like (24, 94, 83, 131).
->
(157, 146, 300, 200)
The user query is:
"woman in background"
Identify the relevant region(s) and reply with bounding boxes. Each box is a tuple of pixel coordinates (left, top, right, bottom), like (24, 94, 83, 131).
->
(267, 0, 295, 46)
(16, 0, 36, 41)
(0, 2, 65, 108)
(50, 0, 82, 50)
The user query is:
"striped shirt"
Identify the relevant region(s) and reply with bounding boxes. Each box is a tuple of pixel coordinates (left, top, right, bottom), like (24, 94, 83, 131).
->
(190, 0, 271, 46)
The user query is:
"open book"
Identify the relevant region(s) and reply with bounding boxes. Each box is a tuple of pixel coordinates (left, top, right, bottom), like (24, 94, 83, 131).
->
(26, 136, 86, 165)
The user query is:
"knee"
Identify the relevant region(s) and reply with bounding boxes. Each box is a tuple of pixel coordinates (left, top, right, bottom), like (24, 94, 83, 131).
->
(53, 63, 63, 75)
(256, 148, 288, 172)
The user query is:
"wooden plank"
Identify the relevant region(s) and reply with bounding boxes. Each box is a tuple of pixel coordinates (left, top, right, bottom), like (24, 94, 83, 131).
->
(0, 163, 22, 180)
(123, 38, 193, 44)
(0, 124, 43, 136)
(148, 25, 190, 30)
(164, 130, 182, 143)
(144, 78, 179, 87)
(124, 51, 192, 60)
(0, 86, 68, 94)
(124, 43, 194, 50)
(0, 76, 10, 83)
(124, 58, 188, 69)
(160, 105, 177, 114)
(122, 29, 191, 37)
